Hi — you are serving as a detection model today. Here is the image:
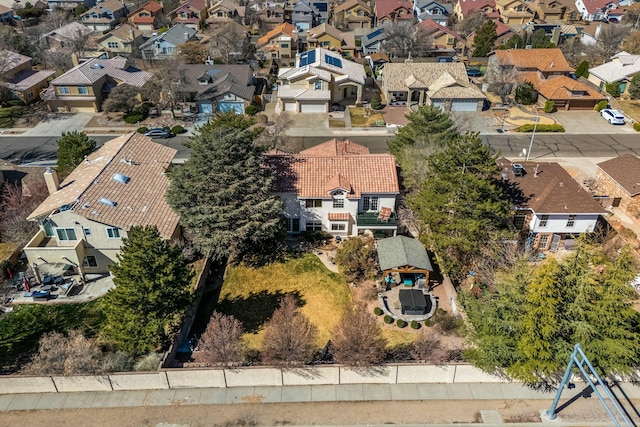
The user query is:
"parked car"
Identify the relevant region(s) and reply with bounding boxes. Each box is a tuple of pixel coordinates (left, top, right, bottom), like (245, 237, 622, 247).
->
(144, 128, 174, 138)
(466, 68, 483, 77)
(600, 108, 625, 125)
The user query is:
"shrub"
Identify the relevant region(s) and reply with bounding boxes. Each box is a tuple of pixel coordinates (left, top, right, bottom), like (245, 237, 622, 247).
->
(605, 82, 620, 98)
(7, 100, 25, 107)
(171, 125, 185, 134)
(515, 81, 536, 105)
(432, 309, 462, 335)
(137, 126, 148, 134)
(595, 100, 609, 112)
(384, 315, 393, 324)
(374, 307, 383, 316)
(370, 94, 383, 110)
(410, 320, 420, 330)
(245, 105, 258, 115)
(334, 236, 379, 282)
(543, 100, 555, 113)
(518, 123, 565, 132)
(134, 352, 163, 371)
(396, 319, 406, 328)
(634, 122, 640, 132)
(123, 113, 145, 124)
(300, 230, 332, 243)
(424, 319, 433, 327)
(575, 60, 589, 78)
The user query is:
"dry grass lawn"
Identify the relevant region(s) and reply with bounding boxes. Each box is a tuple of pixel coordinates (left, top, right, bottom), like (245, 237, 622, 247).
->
(616, 100, 640, 123)
(328, 119, 346, 127)
(350, 107, 385, 127)
(0, 243, 17, 263)
(217, 254, 352, 350)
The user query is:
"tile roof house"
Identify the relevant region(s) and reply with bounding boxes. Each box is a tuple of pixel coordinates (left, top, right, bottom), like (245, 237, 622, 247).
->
(24, 133, 180, 276)
(97, 24, 145, 56)
(256, 22, 298, 59)
(127, 1, 164, 34)
(42, 21, 95, 52)
(257, 4, 285, 31)
(495, 0, 535, 24)
(168, 0, 208, 30)
(139, 24, 198, 60)
(206, 0, 245, 26)
(374, 0, 414, 25)
(498, 158, 606, 252)
(332, 0, 372, 30)
(264, 139, 400, 237)
(1, 50, 55, 104)
(588, 51, 640, 97)
(380, 62, 486, 111)
(307, 22, 358, 58)
(535, 0, 580, 22)
(418, 20, 463, 56)
(595, 154, 640, 216)
(414, 0, 453, 25)
(277, 47, 366, 112)
(80, 0, 129, 31)
(575, 0, 618, 21)
(44, 56, 152, 112)
(453, 0, 497, 22)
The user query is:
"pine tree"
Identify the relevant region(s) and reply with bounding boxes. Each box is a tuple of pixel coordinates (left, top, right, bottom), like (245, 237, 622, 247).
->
(472, 20, 498, 57)
(167, 113, 286, 262)
(102, 226, 194, 355)
(389, 104, 457, 155)
(575, 60, 590, 79)
(370, 94, 382, 110)
(56, 131, 97, 178)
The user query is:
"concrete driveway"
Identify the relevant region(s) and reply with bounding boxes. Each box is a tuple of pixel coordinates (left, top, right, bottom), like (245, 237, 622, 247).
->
(23, 113, 95, 137)
(550, 110, 636, 134)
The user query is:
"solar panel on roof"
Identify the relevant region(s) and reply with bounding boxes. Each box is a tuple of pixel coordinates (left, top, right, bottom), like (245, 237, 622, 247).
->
(313, 2, 327, 11)
(299, 49, 316, 67)
(368, 28, 384, 39)
(325, 55, 342, 68)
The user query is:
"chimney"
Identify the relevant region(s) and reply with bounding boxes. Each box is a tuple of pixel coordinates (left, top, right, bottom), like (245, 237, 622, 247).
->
(44, 168, 60, 194)
(71, 53, 80, 67)
(184, 31, 189, 40)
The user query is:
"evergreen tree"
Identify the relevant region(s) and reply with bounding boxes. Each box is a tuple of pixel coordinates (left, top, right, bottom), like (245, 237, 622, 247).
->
(167, 113, 286, 262)
(575, 60, 590, 79)
(56, 131, 97, 178)
(472, 20, 498, 57)
(407, 133, 513, 280)
(628, 74, 640, 99)
(389, 104, 457, 155)
(499, 34, 525, 50)
(370, 94, 382, 110)
(515, 81, 536, 105)
(102, 226, 194, 355)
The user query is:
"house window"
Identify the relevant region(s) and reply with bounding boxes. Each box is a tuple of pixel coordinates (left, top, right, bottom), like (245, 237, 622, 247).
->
(323, 41, 330, 47)
(331, 223, 346, 231)
(288, 218, 300, 233)
(305, 199, 322, 208)
(333, 198, 345, 208)
(78, 86, 88, 95)
(315, 81, 322, 90)
(106, 227, 121, 238)
(567, 215, 576, 228)
(107, 41, 119, 48)
(83, 227, 92, 236)
(513, 214, 526, 230)
(538, 234, 550, 249)
(58, 86, 70, 94)
(539, 214, 549, 227)
(83, 255, 98, 267)
(363, 196, 379, 211)
(56, 228, 77, 241)
(281, 43, 289, 48)
(307, 221, 322, 231)
(217, 11, 224, 16)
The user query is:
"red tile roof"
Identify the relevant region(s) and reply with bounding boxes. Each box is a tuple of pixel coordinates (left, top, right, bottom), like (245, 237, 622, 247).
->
(458, 0, 496, 15)
(418, 19, 463, 41)
(536, 75, 606, 101)
(265, 139, 399, 199)
(581, 0, 615, 14)
(375, 0, 413, 20)
(257, 22, 297, 48)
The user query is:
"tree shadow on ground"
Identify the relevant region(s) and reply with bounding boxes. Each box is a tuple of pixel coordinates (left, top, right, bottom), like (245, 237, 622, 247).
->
(216, 289, 305, 333)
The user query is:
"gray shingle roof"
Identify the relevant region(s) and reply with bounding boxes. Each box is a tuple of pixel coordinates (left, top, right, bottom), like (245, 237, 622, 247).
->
(377, 236, 433, 272)
(51, 56, 152, 87)
(139, 24, 197, 50)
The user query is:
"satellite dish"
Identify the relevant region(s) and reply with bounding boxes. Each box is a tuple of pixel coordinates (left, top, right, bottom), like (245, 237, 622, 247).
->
(522, 148, 527, 157)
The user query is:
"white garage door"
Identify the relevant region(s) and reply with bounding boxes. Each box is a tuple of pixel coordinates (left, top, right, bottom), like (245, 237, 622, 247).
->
(432, 101, 445, 110)
(300, 102, 326, 113)
(283, 101, 297, 112)
(451, 100, 478, 112)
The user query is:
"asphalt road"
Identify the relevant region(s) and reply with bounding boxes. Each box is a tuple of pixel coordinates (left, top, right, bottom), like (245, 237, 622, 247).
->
(2, 133, 640, 164)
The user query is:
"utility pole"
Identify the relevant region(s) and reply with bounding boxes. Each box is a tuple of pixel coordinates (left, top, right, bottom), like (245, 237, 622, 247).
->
(525, 106, 538, 161)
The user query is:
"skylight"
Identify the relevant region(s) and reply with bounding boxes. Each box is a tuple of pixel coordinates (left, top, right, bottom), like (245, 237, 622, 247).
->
(112, 173, 130, 184)
(99, 198, 117, 207)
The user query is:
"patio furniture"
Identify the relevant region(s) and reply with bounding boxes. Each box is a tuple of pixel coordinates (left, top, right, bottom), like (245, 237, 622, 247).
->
(42, 275, 52, 285)
(378, 207, 392, 222)
(53, 276, 64, 285)
(399, 289, 428, 315)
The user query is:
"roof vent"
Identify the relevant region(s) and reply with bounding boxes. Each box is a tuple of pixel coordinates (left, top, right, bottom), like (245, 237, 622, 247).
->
(112, 173, 130, 184)
(512, 163, 525, 177)
(99, 198, 118, 207)
(92, 63, 104, 69)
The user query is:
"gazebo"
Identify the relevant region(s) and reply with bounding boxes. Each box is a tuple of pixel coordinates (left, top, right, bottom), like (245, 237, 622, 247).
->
(377, 236, 433, 286)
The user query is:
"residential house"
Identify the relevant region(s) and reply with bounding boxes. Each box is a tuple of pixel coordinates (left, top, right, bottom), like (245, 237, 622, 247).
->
(453, 0, 498, 22)
(46, 0, 96, 10)
(257, 5, 285, 31)
(44, 56, 152, 112)
(536, 75, 606, 109)
(97, 24, 144, 56)
(588, 51, 640, 96)
(127, 1, 164, 34)
(264, 139, 399, 237)
(418, 20, 463, 56)
(256, 22, 298, 59)
(578, 21, 601, 46)
(0, 5, 14, 23)
(139, 24, 198, 60)
(168, 0, 208, 30)
(361, 26, 386, 54)
(292, 0, 329, 31)
(595, 154, 640, 216)
(206, 0, 245, 26)
(575, 0, 618, 21)
(495, 0, 535, 24)
(535, 0, 580, 22)
(24, 133, 180, 276)
(467, 21, 517, 52)
(332, 0, 372, 30)
(42, 22, 95, 51)
(277, 47, 365, 112)
(379, 62, 486, 111)
(175, 64, 255, 114)
(80, 0, 129, 32)
(374, 0, 414, 25)
(498, 158, 606, 252)
(414, 0, 452, 26)
(1, 50, 55, 104)
(307, 22, 357, 58)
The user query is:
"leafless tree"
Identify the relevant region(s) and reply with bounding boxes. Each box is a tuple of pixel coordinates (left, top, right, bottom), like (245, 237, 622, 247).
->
(559, 37, 587, 66)
(381, 22, 433, 58)
(622, 31, 640, 54)
(255, 112, 296, 150)
(179, 41, 207, 64)
(211, 22, 247, 64)
(0, 179, 48, 246)
(40, 9, 74, 32)
(196, 311, 246, 366)
(261, 295, 318, 366)
(148, 58, 188, 113)
(485, 55, 517, 104)
(331, 303, 387, 366)
(22, 330, 107, 375)
(102, 84, 141, 113)
(455, 9, 487, 41)
(597, 24, 632, 62)
(412, 329, 448, 363)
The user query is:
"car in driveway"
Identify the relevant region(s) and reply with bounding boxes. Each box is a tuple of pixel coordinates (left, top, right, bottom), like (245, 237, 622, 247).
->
(600, 108, 626, 125)
(144, 128, 174, 138)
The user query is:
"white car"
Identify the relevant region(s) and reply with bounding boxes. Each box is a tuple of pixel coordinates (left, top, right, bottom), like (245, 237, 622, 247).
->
(600, 108, 626, 125)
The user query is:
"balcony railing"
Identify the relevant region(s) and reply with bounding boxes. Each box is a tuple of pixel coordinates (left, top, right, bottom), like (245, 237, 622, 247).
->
(356, 212, 397, 227)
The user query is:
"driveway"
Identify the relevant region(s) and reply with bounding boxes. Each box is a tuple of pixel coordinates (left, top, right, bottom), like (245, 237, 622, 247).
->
(23, 113, 95, 137)
(551, 110, 636, 134)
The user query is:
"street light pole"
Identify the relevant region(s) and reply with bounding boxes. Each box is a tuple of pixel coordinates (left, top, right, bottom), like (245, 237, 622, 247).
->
(525, 106, 539, 161)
